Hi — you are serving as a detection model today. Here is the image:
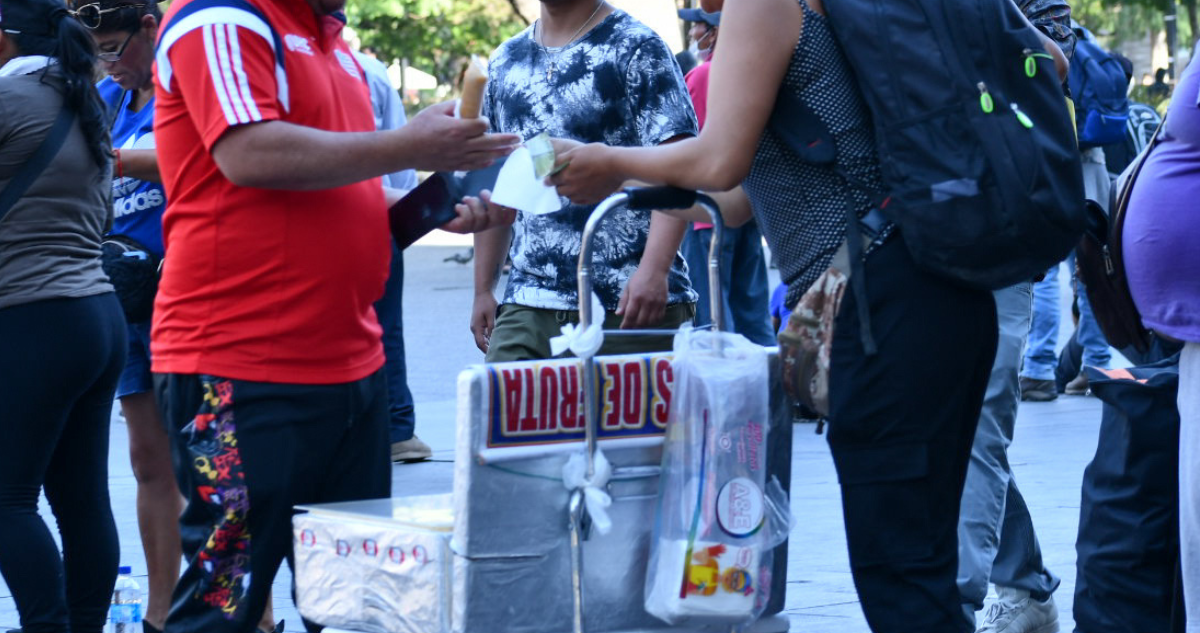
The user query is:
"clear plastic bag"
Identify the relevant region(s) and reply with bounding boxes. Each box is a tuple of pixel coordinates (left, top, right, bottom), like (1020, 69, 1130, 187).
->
(644, 329, 792, 627)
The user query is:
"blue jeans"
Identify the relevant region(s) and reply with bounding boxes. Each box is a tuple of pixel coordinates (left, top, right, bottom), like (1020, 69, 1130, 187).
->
(375, 241, 416, 443)
(1023, 259, 1111, 381)
(681, 221, 774, 346)
(1024, 265, 1061, 381)
(959, 283, 1059, 615)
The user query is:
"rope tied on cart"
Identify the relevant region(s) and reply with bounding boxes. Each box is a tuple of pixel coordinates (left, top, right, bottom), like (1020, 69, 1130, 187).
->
(550, 291, 606, 358)
(562, 448, 614, 535)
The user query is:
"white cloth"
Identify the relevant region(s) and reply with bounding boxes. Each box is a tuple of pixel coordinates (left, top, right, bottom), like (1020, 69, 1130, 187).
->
(549, 292, 605, 358)
(562, 448, 613, 535)
(489, 145, 563, 216)
(1180, 342, 1200, 633)
(0, 55, 54, 77)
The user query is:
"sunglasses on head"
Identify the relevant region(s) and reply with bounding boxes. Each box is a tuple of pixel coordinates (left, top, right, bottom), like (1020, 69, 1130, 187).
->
(69, 2, 146, 30)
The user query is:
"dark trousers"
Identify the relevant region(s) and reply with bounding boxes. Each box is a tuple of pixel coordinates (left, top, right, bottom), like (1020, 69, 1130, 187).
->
(156, 371, 392, 633)
(0, 294, 126, 633)
(828, 237, 997, 633)
(375, 241, 417, 443)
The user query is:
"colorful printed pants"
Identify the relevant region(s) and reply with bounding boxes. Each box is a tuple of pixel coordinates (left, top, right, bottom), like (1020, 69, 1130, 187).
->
(155, 371, 391, 633)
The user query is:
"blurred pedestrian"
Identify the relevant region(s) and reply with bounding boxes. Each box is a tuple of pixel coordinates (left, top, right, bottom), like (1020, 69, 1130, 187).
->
(68, 3, 185, 631)
(676, 6, 774, 345)
(470, 0, 698, 362)
(1124, 50, 1200, 633)
(354, 50, 431, 463)
(0, 0, 126, 630)
(150, 0, 517, 629)
(551, 1, 999, 630)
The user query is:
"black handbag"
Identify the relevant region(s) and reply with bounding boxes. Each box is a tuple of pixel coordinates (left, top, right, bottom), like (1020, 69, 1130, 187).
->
(100, 234, 160, 323)
(1075, 114, 1167, 354)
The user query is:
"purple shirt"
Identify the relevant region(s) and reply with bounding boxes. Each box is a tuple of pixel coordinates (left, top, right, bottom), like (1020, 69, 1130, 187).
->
(1124, 54, 1200, 343)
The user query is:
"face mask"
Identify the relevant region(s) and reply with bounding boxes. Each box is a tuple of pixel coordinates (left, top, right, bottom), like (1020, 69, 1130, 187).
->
(689, 28, 714, 62)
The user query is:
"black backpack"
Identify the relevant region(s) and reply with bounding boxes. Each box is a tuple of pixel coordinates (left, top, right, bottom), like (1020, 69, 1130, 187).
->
(1069, 30, 1132, 149)
(816, 0, 1086, 290)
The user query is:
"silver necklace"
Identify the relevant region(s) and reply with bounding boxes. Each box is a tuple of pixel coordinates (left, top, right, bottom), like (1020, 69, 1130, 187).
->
(536, 0, 605, 82)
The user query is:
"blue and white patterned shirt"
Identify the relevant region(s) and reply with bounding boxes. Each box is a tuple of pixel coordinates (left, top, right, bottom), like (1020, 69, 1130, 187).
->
(484, 10, 699, 311)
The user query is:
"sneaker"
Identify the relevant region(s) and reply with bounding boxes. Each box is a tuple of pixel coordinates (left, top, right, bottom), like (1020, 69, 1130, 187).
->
(977, 587, 1059, 633)
(391, 436, 432, 462)
(258, 620, 284, 633)
(1064, 372, 1090, 396)
(1018, 377, 1058, 402)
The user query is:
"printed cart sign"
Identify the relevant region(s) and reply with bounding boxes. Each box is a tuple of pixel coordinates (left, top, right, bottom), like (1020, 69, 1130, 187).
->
(484, 354, 676, 453)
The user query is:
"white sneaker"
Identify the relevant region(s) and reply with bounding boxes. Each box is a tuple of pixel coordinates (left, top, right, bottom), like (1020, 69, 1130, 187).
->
(976, 586, 1059, 633)
(390, 436, 433, 462)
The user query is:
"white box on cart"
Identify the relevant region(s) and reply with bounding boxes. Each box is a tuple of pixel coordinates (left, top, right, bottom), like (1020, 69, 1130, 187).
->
(293, 495, 455, 633)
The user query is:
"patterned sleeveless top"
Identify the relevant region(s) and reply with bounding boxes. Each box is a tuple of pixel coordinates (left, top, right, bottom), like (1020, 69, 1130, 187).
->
(742, 0, 886, 309)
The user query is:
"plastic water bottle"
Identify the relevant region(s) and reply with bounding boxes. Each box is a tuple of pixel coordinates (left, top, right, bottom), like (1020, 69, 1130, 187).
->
(108, 566, 143, 633)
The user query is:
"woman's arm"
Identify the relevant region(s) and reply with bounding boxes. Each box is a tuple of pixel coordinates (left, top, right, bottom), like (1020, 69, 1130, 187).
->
(115, 148, 160, 183)
(551, 0, 803, 203)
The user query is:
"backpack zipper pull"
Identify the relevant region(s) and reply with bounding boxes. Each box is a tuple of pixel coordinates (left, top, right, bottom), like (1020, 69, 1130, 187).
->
(1022, 48, 1054, 78)
(978, 82, 995, 114)
(1011, 103, 1035, 129)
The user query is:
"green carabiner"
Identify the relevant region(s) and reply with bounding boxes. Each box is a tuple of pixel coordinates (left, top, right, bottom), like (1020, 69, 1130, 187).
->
(1023, 50, 1054, 78)
(978, 82, 995, 114)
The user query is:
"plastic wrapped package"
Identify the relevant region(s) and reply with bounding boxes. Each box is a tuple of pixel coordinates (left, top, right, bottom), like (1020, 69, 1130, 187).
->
(645, 330, 791, 626)
(293, 495, 454, 633)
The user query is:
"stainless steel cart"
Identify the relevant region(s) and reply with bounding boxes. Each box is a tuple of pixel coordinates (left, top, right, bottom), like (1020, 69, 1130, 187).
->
(293, 188, 793, 633)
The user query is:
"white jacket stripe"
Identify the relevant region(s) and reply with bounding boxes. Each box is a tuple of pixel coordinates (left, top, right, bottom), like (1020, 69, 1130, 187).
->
(157, 6, 288, 114)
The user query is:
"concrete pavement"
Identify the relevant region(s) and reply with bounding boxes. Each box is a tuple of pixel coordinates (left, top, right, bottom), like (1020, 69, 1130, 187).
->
(0, 241, 1108, 632)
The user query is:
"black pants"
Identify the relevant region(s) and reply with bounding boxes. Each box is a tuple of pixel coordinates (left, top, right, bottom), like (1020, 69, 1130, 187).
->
(828, 237, 998, 633)
(155, 371, 392, 633)
(0, 294, 126, 633)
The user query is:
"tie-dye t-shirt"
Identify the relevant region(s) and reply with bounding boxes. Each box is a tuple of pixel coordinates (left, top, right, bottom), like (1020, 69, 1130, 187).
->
(483, 10, 699, 311)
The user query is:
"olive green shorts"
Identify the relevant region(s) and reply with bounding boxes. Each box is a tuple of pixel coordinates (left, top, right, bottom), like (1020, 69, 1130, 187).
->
(484, 302, 697, 363)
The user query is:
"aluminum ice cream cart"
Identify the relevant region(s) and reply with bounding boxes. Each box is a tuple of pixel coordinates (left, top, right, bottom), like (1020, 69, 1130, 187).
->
(293, 189, 794, 633)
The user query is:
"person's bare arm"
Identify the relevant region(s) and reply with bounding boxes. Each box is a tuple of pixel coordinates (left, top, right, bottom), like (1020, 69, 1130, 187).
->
(676, 186, 753, 227)
(115, 148, 160, 183)
(619, 211, 686, 328)
(211, 101, 519, 190)
(550, 0, 801, 202)
(1042, 30, 1069, 81)
(1012, 3, 1070, 81)
(471, 223, 512, 353)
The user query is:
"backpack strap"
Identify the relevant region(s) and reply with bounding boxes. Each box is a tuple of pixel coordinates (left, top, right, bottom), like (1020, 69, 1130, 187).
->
(0, 106, 77, 225)
(767, 85, 882, 356)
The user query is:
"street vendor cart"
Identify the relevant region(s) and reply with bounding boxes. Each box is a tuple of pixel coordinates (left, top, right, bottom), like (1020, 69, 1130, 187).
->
(293, 189, 794, 633)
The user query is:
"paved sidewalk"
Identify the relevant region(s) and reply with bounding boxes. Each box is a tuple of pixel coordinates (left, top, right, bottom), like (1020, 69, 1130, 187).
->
(0, 244, 1107, 632)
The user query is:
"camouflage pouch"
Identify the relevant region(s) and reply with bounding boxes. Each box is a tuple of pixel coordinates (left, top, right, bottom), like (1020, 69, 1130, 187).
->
(777, 241, 851, 419)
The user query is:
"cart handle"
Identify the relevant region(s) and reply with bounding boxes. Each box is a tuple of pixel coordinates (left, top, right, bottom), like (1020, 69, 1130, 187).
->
(579, 189, 723, 332)
(624, 186, 697, 211)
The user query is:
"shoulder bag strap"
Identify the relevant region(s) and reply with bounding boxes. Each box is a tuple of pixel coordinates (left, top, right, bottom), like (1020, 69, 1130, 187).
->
(0, 106, 79, 224)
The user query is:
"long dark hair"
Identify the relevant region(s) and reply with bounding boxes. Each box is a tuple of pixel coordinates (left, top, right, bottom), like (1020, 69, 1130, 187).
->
(10, 8, 110, 168)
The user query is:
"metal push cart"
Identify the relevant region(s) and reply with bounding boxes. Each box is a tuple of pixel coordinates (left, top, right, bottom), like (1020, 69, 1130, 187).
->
(293, 188, 794, 633)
